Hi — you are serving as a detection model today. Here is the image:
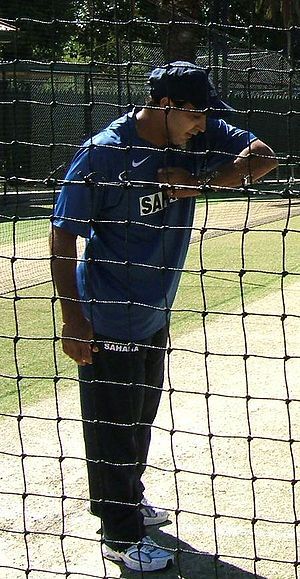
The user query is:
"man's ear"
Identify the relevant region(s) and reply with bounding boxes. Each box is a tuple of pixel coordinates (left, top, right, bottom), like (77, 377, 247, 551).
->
(159, 97, 170, 109)
(159, 96, 173, 108)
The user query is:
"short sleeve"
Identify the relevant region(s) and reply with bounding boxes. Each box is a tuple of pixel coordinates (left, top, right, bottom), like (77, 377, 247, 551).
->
(195, 118, 257, 175)
(53, 145, 108, 238)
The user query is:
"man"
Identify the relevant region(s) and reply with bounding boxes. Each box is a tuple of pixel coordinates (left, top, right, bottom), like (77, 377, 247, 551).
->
(50, 61, 277, 572)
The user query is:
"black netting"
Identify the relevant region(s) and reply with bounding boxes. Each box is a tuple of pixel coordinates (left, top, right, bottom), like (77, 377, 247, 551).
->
(1, 7, 300, 579)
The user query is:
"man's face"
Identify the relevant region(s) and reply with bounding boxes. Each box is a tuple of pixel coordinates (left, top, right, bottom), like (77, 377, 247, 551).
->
(163, 101, 207, 145)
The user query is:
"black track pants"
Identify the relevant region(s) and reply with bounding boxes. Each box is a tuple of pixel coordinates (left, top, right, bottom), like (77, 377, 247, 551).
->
(78, 325, 168, 550)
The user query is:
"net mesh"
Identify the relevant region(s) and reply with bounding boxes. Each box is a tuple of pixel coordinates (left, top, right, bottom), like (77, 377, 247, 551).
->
(1, 3, 300, 578)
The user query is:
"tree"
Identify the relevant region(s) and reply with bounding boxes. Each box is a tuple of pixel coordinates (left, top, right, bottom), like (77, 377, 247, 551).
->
(254, 0, 300, 59)
(155, 0, 206, 62)
(0, 0, 78, 59)
(0, 0, 299, 63)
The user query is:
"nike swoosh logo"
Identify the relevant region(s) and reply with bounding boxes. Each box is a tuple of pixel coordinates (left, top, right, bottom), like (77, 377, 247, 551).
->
(132, 156, 151, 168)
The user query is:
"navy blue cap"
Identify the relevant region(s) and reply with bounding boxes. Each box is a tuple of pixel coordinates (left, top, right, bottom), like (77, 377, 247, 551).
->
(148, 61, 232, 113)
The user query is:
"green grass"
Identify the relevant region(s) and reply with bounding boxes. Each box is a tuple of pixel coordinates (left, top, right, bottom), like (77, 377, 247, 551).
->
(0, 216, 50, 246)
(0, 285, 75, 415)
(1, 213, 300, 415)
(0, 198, 53, 245)
(171, 214, 300, 335)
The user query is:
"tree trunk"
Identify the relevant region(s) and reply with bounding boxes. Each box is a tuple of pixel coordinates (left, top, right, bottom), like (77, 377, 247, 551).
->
(158, 0, 203, 63)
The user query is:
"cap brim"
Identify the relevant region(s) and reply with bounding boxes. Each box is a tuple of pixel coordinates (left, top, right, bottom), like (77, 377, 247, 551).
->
(189, 98, 235, 115)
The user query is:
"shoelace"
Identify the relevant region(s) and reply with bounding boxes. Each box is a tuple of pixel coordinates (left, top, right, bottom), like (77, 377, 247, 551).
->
(142, 505, 156, 515)
(141, 498, 159, 513)
(141, 497, 155, 507)
(139, 537, 159, 553)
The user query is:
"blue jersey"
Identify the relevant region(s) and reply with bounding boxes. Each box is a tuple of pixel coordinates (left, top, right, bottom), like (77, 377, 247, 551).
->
(53, 111, 256, 340)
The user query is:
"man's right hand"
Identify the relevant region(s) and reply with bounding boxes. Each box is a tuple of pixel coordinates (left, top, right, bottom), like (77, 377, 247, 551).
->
(49, 226, 99, 366)
(61, 318, 98, 365)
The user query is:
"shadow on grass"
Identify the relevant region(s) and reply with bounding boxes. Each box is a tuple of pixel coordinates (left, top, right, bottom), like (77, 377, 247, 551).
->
(0, 201, 53, 221)
(0, 188, 55, 221)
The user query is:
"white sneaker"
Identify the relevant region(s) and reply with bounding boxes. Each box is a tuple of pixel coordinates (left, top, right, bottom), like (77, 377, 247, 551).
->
(87, 497, 170, 526)
(141, 497, 170, 526)
(103, 536, 174, 572)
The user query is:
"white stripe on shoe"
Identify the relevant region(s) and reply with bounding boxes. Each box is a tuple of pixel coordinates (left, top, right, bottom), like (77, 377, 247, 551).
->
(141, 497, 170, 526)
(103, 536, 174, 572)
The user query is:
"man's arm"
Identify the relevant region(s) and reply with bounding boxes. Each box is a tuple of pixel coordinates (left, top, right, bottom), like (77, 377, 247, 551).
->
(49, 225, 97, 365)
(158, 139, 278, 197)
